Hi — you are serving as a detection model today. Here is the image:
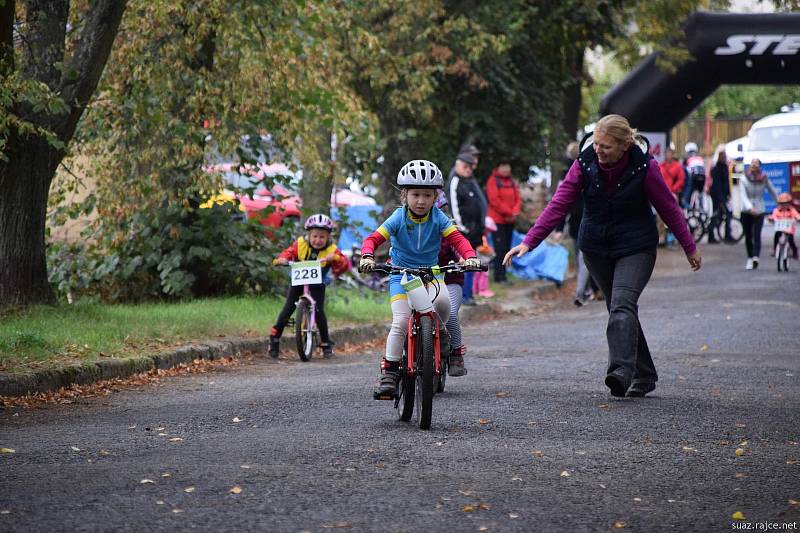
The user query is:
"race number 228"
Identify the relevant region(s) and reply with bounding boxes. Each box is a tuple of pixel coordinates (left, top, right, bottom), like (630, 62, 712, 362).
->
(290, 261, 322, 286)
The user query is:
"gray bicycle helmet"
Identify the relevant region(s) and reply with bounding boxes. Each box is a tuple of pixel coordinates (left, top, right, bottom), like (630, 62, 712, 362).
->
(397, 160, 443, 189)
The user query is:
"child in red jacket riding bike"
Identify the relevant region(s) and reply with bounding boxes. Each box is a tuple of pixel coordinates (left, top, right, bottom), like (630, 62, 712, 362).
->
(270, 214, 349, 358)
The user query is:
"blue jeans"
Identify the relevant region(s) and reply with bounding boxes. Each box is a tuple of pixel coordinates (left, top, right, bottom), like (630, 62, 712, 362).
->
(583, 249, 658, 385)
(462, 271, 474, 301)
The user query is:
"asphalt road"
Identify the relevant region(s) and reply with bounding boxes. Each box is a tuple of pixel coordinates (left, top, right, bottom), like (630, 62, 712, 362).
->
(2, 240, 799, 532)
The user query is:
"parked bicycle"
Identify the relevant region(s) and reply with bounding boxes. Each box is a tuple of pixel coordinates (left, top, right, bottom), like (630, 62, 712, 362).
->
(372, 262, 487, 430)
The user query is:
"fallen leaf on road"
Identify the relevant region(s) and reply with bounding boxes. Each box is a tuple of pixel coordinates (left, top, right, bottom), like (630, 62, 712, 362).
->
(682, 446, 696, 452)
(531, 451, 544, 458)
(478, 419, 490, 425)
(511, 476, 522, 481)
(70, 446, 81, 452)
(612, 521, 627, 529)
(161, 473, 171, 478)
(376, 463, 385, 469)
(158, 433, 167, 437)
(787, 458, 798, 465)
(735, 473, 746, 479)
(495, 392, 509, 398)
(169, 438, 183, 443)
(321, 523, 352, 529)
(156, 427, 165, 431)
(184, 487, 195, 493)
(140, 479, 155, 484)
(240, 465, 250, 469)
(600, 484, 607, 489)
(789, 500, 798, 505)
(0, 510, 10, 515)
(1, 448, 15, 454)
(735, 448, 746, 456)
(509, 513, 519, 519)
(172, 509, 183, 514)
(478, 527, 489, 532)
(156, 500, 165, 505)
(99, 449, 110, 456)
(128, 425, 136, 430)
(633, 497, 642, 502)
(229, 486, 242, 494)
(598, 404, 609, 409)
(668, 499, 676, 503)
(700, 344, 708, 352)
(233, 417, 242, 423)
(739, 441, 748, 446)
(736, 423, 746, 428)
(478, 503, 491, 510)
(459, 490, 473, 496)
(560, 471, 571, 477)
(461, 504, 476, 512)
(732, 511, 746, 521)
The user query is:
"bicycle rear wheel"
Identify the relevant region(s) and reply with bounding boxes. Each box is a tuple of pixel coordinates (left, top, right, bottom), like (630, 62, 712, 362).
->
(717, 215, 743, 243)
(395, 355, 415, 421)
(294, 299, 315, 361)
(415, 316, 435, 430)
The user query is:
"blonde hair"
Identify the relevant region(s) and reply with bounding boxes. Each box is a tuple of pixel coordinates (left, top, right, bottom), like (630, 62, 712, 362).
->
(565, 141, 579, 160)
(595, 114, 642, 148)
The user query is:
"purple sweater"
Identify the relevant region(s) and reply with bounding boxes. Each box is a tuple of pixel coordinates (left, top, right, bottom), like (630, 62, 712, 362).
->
(523, 152, 697, 256)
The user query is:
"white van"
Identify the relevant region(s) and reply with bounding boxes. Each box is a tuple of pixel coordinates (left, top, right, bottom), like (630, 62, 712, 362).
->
(740, 106, 800, 212)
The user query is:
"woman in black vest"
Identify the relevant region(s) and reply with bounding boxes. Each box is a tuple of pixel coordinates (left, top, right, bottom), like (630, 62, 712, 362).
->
(503, 115, 702, 397)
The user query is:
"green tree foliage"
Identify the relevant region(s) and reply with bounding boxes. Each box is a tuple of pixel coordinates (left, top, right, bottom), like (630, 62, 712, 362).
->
(53, 0, 375, 301)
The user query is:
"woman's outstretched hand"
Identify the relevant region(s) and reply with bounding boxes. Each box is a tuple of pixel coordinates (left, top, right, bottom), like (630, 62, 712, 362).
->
(503, 243, 531, 266)
(687, 250, 702, 271)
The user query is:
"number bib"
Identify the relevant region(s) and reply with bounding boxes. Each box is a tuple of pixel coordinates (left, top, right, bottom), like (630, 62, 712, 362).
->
(774, 219, 793, 232)
(291, 261, 323, 286)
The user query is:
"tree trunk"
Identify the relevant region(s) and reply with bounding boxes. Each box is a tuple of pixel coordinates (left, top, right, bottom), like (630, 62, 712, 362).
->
(300, 129, 335, 217)
(0, 137, 60, 306)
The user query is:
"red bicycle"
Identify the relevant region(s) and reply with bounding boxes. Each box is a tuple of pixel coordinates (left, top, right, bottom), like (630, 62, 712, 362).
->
(372, 262, 487, 430)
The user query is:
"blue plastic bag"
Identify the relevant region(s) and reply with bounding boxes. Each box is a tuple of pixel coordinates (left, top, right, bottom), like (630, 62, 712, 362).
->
(507, 230, 568, 283)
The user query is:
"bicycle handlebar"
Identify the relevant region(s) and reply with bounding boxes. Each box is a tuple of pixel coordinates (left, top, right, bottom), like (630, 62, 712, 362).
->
(371, 262, 488, 280)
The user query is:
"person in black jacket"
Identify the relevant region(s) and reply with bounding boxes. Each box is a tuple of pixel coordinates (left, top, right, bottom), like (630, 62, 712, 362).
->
(706, 147, 732, 243)
(447, 152, 486, 304)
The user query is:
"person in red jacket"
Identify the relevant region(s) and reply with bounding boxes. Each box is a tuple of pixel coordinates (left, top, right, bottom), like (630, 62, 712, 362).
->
(270, 214, 350, 359)
(485, 160, 521, 283)
(659, 147, 685, 200)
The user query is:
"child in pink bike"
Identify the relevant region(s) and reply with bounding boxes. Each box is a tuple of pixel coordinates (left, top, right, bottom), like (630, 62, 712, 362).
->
(768, 193, 800, 259)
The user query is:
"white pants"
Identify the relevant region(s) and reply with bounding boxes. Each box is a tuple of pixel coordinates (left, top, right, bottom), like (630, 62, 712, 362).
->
(386, 284, 451, 361)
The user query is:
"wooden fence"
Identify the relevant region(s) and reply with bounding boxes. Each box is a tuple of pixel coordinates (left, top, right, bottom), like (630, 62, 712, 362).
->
(670, 118, 755, 157)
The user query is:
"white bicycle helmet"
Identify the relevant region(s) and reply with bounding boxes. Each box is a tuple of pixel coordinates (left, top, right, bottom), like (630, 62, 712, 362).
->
(304, 213, 334, 231)
(684, 141, 698, 154)
(397, 159, 443, 189)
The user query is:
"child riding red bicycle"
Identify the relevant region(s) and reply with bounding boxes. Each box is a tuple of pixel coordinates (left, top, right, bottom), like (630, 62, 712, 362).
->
(358, 160, 479, 399)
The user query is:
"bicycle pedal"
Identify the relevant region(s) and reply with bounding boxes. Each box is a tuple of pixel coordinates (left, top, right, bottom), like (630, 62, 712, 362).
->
(373, 391, 395, 401)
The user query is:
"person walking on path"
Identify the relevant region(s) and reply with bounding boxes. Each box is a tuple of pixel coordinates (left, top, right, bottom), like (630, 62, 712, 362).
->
(503, 114, 702, 398)
(485, 159, 521, 283)
(705, 146, 732, 244)
(448, 152, 487, 305)
(739, 158, 779, 270)
(555, 142, 599, 306)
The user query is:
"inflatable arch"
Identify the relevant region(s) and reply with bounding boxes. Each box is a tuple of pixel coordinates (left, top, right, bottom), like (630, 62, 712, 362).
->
(600, 12, 800, 131)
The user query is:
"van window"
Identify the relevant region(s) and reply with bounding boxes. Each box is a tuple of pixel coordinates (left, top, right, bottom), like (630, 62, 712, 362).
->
(749, 125, 800, 151)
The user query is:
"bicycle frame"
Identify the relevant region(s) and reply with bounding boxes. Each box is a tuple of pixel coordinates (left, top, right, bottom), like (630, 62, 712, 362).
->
(404, 308, 442, 383)
(296, 285, 317, 355)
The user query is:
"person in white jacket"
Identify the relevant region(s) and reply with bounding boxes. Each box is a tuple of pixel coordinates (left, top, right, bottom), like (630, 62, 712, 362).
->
(739, 158, 779, 270)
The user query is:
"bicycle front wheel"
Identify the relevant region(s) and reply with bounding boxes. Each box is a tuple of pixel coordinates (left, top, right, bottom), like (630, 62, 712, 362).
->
(686, 214, 706, 243)
(295, 299, 315, 361)
(415, 315, 435, 430)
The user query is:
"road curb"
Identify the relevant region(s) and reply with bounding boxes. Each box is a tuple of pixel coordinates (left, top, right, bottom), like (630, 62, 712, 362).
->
(0, 324, 386, 397)
(0, 280, 560, 398)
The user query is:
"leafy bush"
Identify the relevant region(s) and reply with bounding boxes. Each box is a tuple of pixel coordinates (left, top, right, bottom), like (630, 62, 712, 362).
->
(48, 202, 289, 303)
